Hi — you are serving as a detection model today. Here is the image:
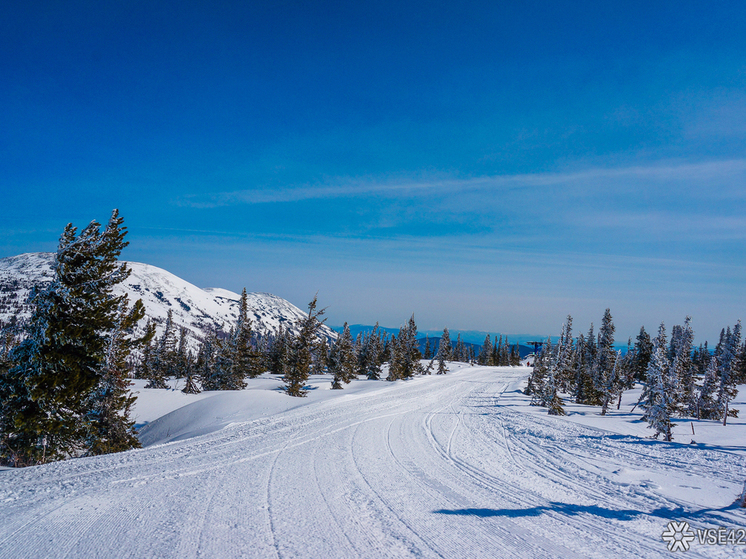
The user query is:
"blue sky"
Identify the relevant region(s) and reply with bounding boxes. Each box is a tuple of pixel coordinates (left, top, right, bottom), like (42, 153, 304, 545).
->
(2, 1, 746, 343)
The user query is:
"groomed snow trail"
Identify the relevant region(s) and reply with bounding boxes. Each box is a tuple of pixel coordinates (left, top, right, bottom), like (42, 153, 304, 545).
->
(1, 367, 743, 558)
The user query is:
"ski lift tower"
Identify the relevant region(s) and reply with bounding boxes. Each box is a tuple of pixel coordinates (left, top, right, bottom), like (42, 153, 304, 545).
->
(527, 340, 544, 355)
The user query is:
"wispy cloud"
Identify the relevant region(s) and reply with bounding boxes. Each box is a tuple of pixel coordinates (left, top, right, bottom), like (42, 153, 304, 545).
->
(176, 158, 746, 208)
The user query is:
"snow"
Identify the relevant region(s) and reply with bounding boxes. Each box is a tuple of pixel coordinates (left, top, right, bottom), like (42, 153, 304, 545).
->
(1, 365, 745, 558)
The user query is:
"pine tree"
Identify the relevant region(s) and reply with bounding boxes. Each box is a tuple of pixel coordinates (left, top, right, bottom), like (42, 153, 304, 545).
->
(437, 329, 452, 363)
(697, 355, 719, 420)
(230, 288, 261, 383)
(284, 296, 326, 397)
(363, 323, 384, 380)
(0, 210, 146, 465)
(267, 325, 290, 375)
(715, 321, 741, 425)
(181, 353, 201, 394)
(439, 328, 452, 361)
(594, 309, 617, 412)
(556, 316, 575, 392)
(85, 298, 151, 455)
(544, 363, 566, 416)
(641, 323, 676, 441)
(478, 334, 493, 365)
(527, 339, 551, 402)
(669, 317, 696, 416)
(175, 326, 191, 379)
(195, 332, 218, 390)
(631, 326, 653, 382)
(146, 310, 176, 389)
(329, 322, 357, 389)
(436, 356, 448, 375)
(313, 336, 329, 375)
(387, 316, 423, 380)
(454, 334, 466, 363)
(423, 335, 432, 360)
(578, 324, 600, 405)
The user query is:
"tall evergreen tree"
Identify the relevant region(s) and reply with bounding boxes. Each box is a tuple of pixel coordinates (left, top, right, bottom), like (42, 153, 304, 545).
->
(146, 309, 176, 389)
(641, 323, 676, 441)
(85, 298, 151, 455)
(478, 334, 493, 365)
(669, 317, 696, 416)
(0, 210, 146, 465)
(362, 323, 384, 380)
(697, 355, 719, 420)
(284, 296, 326, 397)
(388, 316, 423, 380)
(329, 322, 357, 389)
(715, 321, 741, 425)
(423, 335, 432, 360)
(631, 326, 653, 382)
(438, 328, 452, 361)
(437, 329, 451, 363)
(230, 288, 261, 383)
(594, 309, 617, 411)
(454, 334, 466, 362)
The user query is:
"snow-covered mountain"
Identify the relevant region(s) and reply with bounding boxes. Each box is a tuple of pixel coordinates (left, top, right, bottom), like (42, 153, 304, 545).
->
(0, 252, 336, 350)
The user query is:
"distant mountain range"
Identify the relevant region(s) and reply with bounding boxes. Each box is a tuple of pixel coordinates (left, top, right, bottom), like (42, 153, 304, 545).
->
(332, 324, 539, 358)
(0, 252, 337, 352)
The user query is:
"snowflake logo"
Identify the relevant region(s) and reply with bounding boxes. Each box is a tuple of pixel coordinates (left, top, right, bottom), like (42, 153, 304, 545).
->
(662, 521, 696, 551)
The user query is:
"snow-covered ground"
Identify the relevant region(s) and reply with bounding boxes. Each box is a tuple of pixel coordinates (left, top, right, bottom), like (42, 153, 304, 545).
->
(1, 365, 744, 558)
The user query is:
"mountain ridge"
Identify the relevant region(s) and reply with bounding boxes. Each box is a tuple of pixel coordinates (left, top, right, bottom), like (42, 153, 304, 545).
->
(0, 252, 337, 352)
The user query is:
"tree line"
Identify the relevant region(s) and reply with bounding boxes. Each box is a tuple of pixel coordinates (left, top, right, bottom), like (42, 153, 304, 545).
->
(526, 310, 744, 440)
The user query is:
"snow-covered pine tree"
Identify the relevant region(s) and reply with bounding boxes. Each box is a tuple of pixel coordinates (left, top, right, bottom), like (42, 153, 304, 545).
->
(641, 323, 676, 441)
(630, 326, 653, 382)
(439, 328, 452, 361)
(578, 324, 600, 405)
(85, 298, 151, 455)
(697, 355, 719, 420)
(478, 334, 493, 365)
(527, 338, 551, 403)
(387, 316, 423, 380)
(313, 336, 329, 375)
(146, 309, 177, 388)
(544, 363, 566, 416)
(386, 335, 401, 381)
(437, 356, 448, 375)
(230, 288, 260, 383)
(600, 351, 623, 415)
(423, 335, 432, 360)
(715, 321, 741, 425)
(454, 334, 466, 363)
(195, 331, 218, 390)
(363, 323, 384, 380)
(267, 324, 290, 375)
(0, 210, 146, 465)
(329, 322, 356, 389)
(556, 316, 575, 392)
(174, 326, 191, 378)
(572, 332, 586, 403)
(594, 309, 617, 412)
(508, 340, 520, 366)
(284, 296, 326, 397)
(181, 353, 201, 394)
(669, 317, 696, 417)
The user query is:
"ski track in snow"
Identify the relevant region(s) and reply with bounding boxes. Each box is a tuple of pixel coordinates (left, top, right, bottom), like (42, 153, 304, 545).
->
(1, 367, 745, 558)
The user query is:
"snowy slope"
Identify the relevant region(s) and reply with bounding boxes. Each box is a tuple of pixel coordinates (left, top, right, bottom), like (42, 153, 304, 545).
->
(0, 253, 336, 349)
(1, 366, 744, 558)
